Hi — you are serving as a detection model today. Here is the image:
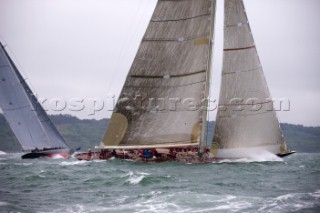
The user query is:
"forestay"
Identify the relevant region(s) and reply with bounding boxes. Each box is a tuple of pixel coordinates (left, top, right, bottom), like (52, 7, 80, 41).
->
(0, 43, 68, 151)
(212, 0, 287, 157)
(103, 0, 216, 148)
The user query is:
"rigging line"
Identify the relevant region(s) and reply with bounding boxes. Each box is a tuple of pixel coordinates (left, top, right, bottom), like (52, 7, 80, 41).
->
(105, 0, 148, 97)
(151, 13, 211, 22)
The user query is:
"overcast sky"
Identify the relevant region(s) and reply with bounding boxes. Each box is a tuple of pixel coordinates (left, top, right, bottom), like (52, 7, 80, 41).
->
(0, 0, 319, 126)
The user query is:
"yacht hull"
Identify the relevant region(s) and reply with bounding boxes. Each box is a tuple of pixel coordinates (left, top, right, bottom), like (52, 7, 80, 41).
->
(21, 148, 72, 159)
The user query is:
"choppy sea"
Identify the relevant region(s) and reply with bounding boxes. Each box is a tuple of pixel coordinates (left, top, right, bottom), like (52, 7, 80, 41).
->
(0, 151, 319, 213)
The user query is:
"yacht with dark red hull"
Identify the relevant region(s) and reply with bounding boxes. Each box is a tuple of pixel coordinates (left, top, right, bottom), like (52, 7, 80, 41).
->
(76, 0, 295, 163)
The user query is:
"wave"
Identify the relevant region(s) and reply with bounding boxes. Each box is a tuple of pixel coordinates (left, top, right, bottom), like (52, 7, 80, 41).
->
(217, 150, 283, 163)
(259, 191, 320, 213)
(0, 151, 6, 155)
(124, 171, 150, 185)
(34, 190, 320, 213)
(59, 161, 88, 166)
(13, 163, 33, 166)
(0, 201, 9, 206)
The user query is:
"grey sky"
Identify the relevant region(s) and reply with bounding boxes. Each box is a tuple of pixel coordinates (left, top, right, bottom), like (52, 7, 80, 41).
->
(0, 0, 319, 126)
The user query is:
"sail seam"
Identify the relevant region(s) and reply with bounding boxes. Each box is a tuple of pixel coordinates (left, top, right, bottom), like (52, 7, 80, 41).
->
(130, 70, 205, 79)
(219, 100, 272, 107)
(224, 45, 255, 51)
(120, 108, 203, 113)
(125, 80, 206, 88)
(151, 13, 211, 22)
(218, 110, 274, 118)
(222, 67, 262, 75)
(0, 64, 10, 69)
(226, 23, 249, 28)
(143, 33, 209, 42)
(1, 105, 30, 111)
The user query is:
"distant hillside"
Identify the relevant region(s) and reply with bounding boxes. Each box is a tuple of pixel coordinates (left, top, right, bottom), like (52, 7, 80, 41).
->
(0, 114, 319, 153)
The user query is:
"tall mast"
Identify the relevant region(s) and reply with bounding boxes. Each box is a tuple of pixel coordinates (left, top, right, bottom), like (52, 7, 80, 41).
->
(200, 0, 217, 152)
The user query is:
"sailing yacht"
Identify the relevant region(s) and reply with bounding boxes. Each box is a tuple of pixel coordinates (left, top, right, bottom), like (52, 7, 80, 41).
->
(76, 0, 295, 162)
(0, 42, 72, 159)
(212, 0, 295, 159)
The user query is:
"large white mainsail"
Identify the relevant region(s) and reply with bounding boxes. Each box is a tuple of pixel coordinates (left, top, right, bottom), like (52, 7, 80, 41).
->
(102, 0, 216, 149)
(0, 42, 69, 153)
(211, 0, 289, 158)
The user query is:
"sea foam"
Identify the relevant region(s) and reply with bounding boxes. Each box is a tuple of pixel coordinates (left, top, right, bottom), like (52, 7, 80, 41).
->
(59, 161, 88, 166)
(218, 149, 283, 163)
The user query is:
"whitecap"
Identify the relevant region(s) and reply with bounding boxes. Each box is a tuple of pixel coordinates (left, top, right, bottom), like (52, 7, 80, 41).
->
(260, 192, 317, 213)
(127, 175, 145, 185)
(92, 160, 105, 163)
(0, 201, 8, 206)
(210, 201, 252, 211)
(0, 151, 6, 155)
(137, 172, 150, 176)
(59, 161, 88, 166)
(275, 193, 296, 201)
(14, 163, 33, 166)
(125, 171, 149, 185)
(309, 190, 320, 199)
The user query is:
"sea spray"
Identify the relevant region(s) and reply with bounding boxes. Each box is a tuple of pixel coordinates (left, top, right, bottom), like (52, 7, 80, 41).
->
(217, 147, 283, 162)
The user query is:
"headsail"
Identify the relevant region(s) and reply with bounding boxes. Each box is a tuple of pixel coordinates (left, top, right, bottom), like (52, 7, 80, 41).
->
(0, 43, 69, 151)
(212, 0, 288, 158)
(102, 0, 217, 149)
